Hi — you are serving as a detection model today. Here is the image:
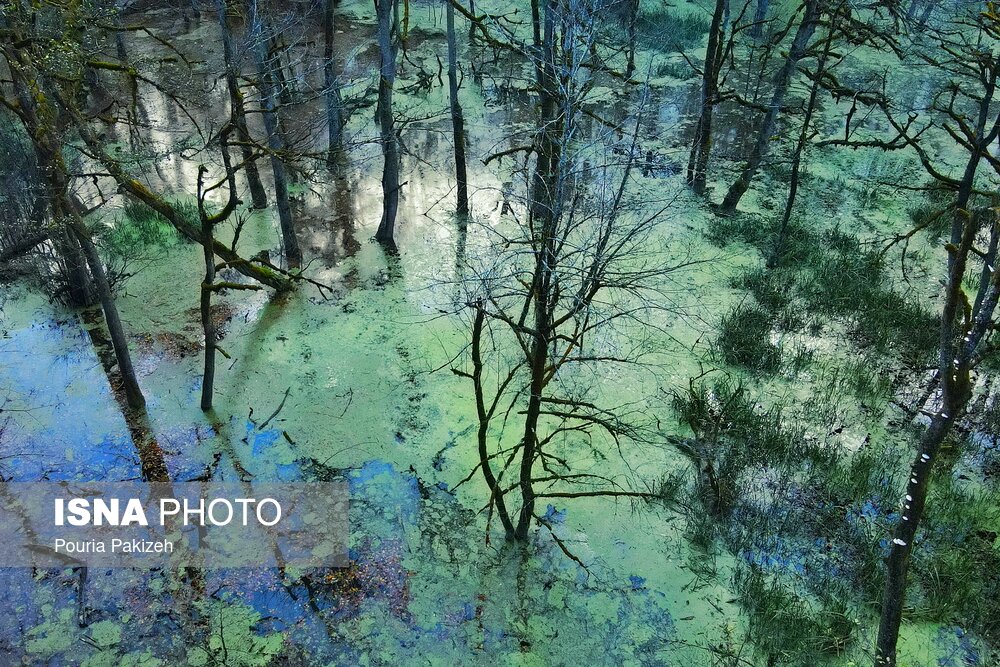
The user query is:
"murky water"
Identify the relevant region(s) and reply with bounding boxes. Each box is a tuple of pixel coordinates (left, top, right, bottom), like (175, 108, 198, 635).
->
(0, 2, 988, 665)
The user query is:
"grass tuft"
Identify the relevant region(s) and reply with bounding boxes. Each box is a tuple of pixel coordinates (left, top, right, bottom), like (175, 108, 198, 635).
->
(717, 303, 782, 374)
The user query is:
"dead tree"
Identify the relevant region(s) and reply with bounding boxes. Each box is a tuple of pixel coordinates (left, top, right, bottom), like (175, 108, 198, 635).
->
(0, 7, 146, 410)
(750, 0, 768, 39)
(624, 0, 640, 79)
(869, 11, 1000, 666)
(323, 0, 346, 169)
(769, 3, 841, 266)
(452, 0, 688, 544)
(197, 129, 262, 411)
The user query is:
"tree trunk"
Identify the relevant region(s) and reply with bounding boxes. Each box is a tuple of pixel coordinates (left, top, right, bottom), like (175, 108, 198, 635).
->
(515, 0, 560, 541)
(874, 84, 1000, 667)
(374, 0, 401, 250)
(873, 216, 995, 665)
(720, 0, 820, 214)
(686, 0, 726, 194)
(750, 0, 768, 40)
(200, 211, 217, 412)
(770, 17, 836, 267)
(916, 1, 935, 30)
(70, 218, 146, 410)
(56, 226, 97, 307)
(252, 15, 302, 268)
(446, 0, 469, 216)
(323, 0, 346, 169)
(215, 0, 268, 209)
(625, 0, 639, 79)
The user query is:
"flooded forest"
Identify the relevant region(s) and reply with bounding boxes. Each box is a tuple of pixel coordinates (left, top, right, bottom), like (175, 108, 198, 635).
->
(1, 0, 999, 664)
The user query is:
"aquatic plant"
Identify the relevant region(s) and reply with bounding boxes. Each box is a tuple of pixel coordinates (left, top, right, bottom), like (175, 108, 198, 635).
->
(716, 303, 782, 374)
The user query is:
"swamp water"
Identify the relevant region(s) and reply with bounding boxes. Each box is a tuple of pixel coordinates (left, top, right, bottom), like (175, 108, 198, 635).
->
(0, 1, 986, 665)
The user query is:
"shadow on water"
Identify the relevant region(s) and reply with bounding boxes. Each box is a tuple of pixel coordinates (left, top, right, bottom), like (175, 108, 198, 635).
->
(80, 307, 170, 483)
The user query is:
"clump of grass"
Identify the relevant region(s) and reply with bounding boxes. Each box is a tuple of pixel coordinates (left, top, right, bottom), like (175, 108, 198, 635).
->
(911, 483, 1000, 641)
(671, 378, 815, 515)
(732, 267, 794, 312)
(717, 303, 782, 374)
(706, 212, 769, 249)
(814, 356, 893, 410)
(906, 187, 952, 239)
(102, 200, 182, 253)
(637, 5, 710, 53)
(708, 214, 822, 269)
(654, 60, 691, 79)
(732, 567, 860, 663)
(97, 198, 199, 288)
(799, 229, 938, 363)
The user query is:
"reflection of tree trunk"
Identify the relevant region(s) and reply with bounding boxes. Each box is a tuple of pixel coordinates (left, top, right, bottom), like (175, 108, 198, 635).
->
(374, 0, 400, 251)
(720, 0, 819, 214)
(252, 14, 302, 268)
(215, 0, 268, 209)
(750, 0, 768, 40)
(323, 0, 345, 169)
(446, 0, 469, 216)
(916, 0, 935, 30)
(470, 308, 516, 537)
(80, 310, 169, 481)
(333, 177, 361, 259)
(625, 0, 639, 79)
(69, 218, 146, 411)
(686, 0, 726, 195)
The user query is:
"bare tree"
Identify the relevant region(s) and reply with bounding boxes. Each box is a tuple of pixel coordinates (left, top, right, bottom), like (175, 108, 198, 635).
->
(0, 3, 146, 409)
(750, 0, 768, 39)
(686, 0, 729, 195)
(197, 128, 262, 411)
(323, 0, 346, 169)
(452, 0, 689, 543)
(768, 2, 841, 266)
(867, 10, 1000, 666)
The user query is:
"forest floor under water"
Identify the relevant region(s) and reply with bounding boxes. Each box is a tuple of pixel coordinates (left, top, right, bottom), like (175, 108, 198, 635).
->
(0, 1, 995, 665)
